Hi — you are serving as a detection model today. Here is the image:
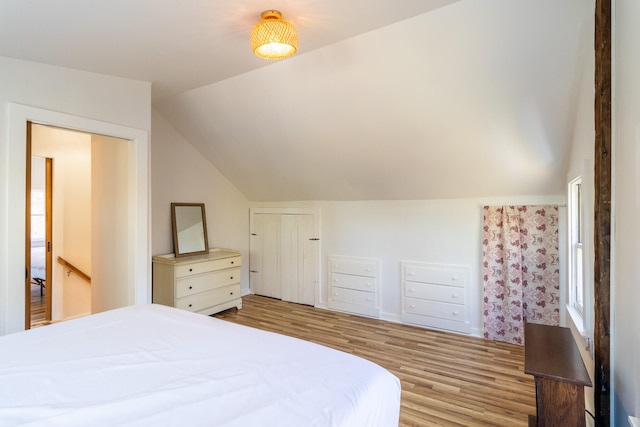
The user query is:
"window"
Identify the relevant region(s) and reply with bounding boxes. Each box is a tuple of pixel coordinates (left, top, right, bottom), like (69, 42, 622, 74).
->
(567, 164, 594, 358)
(31, 190, 45, 240)
(567, 173, 592, 338)
(568, 177, 584, 316)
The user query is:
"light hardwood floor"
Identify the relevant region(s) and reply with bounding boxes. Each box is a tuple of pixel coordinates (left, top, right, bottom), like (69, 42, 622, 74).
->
(215, 294, 536, 427)
(30, 283, 47, 326)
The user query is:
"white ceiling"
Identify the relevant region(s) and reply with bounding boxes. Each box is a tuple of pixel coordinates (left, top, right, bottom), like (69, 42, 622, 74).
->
(0, 0, 594, 201)
(0, 0, 459, 101)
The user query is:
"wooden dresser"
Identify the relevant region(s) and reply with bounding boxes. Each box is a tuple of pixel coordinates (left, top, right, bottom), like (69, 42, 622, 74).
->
(152, 248, 242, 316)
(524, 323, 592, 426)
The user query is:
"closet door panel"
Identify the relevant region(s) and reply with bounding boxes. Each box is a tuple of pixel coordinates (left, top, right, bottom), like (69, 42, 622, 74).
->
(280, 214, 300, 303)
(300, 214, 316, 306)
(280, 214, 315, 305)
(250, 213, 281, 299)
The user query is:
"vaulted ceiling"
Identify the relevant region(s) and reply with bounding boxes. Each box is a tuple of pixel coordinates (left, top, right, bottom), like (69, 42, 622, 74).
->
(0, 0, 593, 201)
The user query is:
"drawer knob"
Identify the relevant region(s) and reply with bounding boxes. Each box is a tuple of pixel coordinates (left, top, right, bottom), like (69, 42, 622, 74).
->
(409, 304, 416, 309)
(366, 297, 372, 301)
(452, 293, 459, 299)
(188, 304, 193, 308)
(189, 268, 193, 272)
(230, 276, 234, 280)
(230, 292, 234, 295)
(452, 311, 460, 316)
(452, 276, 458, 281)
(231, 261, 235, 264)
(189, 286, 193, 290)
(409, 272, 415, 276)
(409, 288, 415, 293)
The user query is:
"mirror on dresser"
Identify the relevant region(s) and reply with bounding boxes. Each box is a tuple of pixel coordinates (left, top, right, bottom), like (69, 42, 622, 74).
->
(171, 203, 209, 257)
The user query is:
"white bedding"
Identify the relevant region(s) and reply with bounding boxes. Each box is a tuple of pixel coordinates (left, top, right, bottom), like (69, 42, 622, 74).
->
(30, 244, 45, 282)
(0, 304, 401, 427)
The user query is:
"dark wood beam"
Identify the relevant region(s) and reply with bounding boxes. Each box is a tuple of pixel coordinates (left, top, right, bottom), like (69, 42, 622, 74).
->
(594, 0, 611, 425)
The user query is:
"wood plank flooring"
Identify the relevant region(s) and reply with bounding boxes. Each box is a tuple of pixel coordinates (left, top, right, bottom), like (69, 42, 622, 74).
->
(215, 295, 536, 427)
(30, 283, 46, 326)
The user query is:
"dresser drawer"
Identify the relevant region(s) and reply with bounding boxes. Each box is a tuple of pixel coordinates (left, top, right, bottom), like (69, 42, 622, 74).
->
(175, 256, 241, 278)
(175, 267, 241, 298)
(330, 258, 377, 277)
(330, 273, 376, 293)
(405, 297, 466, 322)
(331, 287, 376, 307)
(405, 281, 465, 304)
(403, 265, 466, 287)
(328, 255, 380, 318)
(175, 284, 240, 312)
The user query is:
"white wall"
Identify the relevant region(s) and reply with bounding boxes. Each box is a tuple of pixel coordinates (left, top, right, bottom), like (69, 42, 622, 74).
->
(60, 134, 91, 319)
(613, 0, 640, 423)
(0, 57, 151, 335)
(91, 134, 135, 313)
(252, 195, 565, 336)
(151, 110, 250, 293)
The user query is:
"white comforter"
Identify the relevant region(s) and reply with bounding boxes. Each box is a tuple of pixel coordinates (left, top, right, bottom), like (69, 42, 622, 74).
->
(0, 304, 400, 427)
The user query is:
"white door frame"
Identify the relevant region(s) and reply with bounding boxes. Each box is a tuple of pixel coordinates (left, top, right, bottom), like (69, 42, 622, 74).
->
(1, 103, 150, 334)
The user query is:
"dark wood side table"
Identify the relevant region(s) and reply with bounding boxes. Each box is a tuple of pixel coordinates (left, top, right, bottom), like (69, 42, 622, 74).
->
(524, 323, 592, 427)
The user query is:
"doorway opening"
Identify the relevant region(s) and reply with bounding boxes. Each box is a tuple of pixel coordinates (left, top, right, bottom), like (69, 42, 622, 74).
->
(28, 156, 53, 327)
(25, 122, 132, 328)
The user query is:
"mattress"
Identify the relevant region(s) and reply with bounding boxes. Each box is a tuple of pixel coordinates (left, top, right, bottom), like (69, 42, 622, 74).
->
(30, 244, 45, 281)
(0, 304, 401, 426)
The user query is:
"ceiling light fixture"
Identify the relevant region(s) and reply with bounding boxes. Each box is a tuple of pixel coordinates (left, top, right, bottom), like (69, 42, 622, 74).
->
(251, 10, 298, 60)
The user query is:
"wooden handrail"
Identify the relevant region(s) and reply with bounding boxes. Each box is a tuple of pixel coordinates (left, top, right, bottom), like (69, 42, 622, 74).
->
(57, 256, 91, 283)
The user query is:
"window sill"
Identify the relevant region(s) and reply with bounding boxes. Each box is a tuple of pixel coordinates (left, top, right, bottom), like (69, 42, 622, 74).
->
(565, 304, 593, 360)
(566, 304, 587, 338)
(566, 304, 586, 335)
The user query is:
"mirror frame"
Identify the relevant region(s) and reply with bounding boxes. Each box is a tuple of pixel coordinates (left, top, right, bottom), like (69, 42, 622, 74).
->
(171, 203, 209, 258)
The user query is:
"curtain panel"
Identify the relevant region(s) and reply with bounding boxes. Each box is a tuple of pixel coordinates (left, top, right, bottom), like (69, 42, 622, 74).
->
(482, 205, 560, 345)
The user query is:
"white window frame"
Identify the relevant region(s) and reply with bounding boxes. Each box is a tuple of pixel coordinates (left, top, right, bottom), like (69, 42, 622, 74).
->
(567, 162, 594, 358)
(568, 177, 585, 316)
(30, 189, 46, 240)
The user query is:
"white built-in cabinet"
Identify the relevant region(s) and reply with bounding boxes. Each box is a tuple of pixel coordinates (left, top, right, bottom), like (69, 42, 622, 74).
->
(249, 208, 319, 305)
(401, 261, 471, 334)
(152, 248, 242, 316)
(328, 256, 380, 318)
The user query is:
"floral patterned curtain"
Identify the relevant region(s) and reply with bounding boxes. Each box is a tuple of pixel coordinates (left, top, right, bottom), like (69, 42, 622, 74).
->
(482, 205, 560, 345)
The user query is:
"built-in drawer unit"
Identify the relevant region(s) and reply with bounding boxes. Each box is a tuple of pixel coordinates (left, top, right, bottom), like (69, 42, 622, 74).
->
(328, 256, 380, 318)
(401, 261, 471, 334)
(153, 248, 242, 316)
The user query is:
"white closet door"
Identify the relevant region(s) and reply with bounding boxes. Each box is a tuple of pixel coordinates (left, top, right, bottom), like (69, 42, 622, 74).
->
(250, 209, 319, 305)
(250, 213, 281, 299)
(280, 214, 315, 305)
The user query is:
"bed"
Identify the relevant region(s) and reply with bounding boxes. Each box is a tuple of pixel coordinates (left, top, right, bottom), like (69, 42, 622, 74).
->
(30, 239, 46, 295)
(0, 304, 401, 426)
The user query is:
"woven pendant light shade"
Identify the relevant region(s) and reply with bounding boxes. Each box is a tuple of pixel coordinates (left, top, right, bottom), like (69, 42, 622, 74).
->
(251, 10, 298, 60)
